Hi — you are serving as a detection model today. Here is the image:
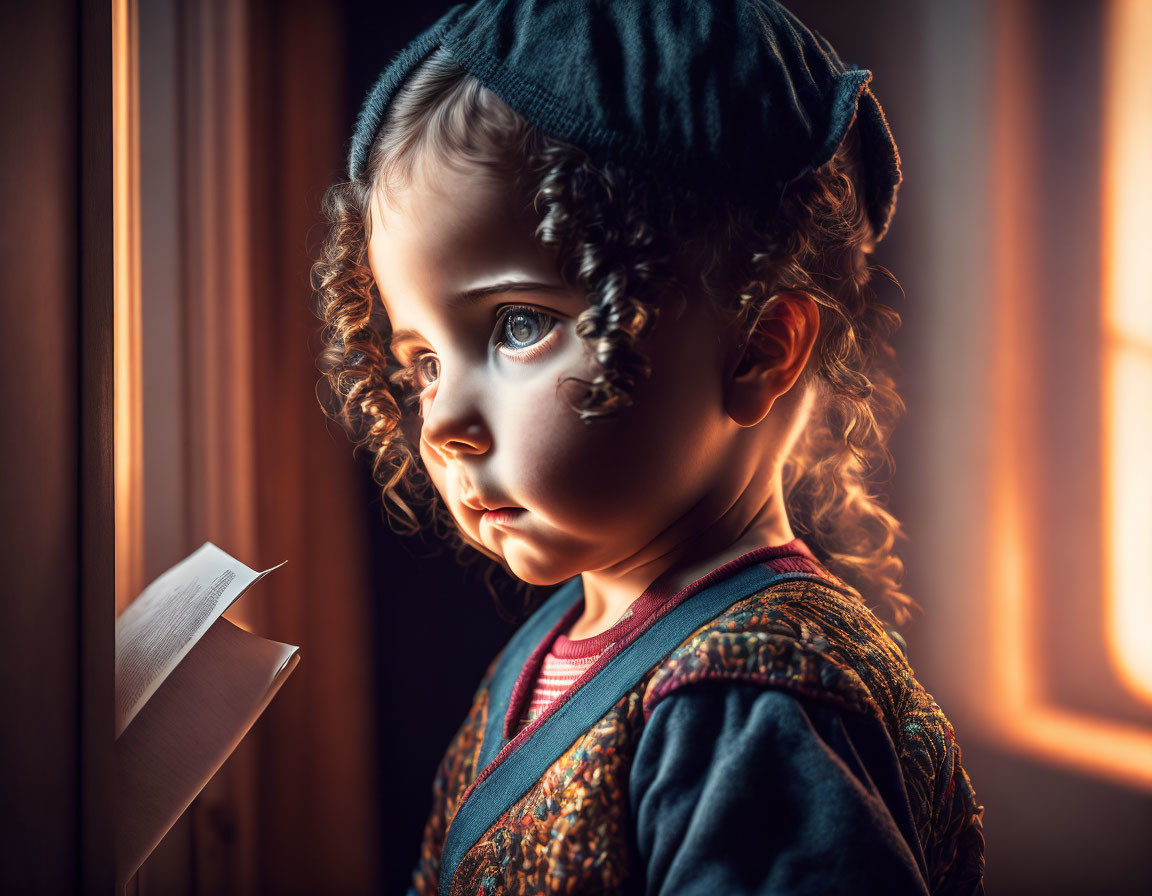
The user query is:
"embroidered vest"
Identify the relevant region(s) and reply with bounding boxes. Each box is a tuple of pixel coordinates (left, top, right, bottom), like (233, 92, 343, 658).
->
(411, 573, 985, 896)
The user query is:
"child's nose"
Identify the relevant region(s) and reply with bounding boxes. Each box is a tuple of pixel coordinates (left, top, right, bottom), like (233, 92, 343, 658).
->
(426, 422, 491, 459)
(419, 373, 493, 458)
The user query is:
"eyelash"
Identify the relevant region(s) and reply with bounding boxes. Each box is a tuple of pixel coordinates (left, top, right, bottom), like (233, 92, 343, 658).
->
(394, 305, 560, 398)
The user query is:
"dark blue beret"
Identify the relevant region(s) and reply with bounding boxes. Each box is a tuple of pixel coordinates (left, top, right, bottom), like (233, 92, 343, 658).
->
(349, 0, 902, 241)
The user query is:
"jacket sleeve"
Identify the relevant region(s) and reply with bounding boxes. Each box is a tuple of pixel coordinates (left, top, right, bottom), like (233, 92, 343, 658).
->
(629, 682, 932, 895)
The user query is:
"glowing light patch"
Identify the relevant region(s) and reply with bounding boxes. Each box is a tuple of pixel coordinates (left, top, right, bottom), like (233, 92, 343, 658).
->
(1103, 0, 1152, 704)
(980, 0, 1152, 793)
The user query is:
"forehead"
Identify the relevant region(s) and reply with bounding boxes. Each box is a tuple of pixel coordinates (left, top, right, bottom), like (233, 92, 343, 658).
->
(366, 158, 561, 330)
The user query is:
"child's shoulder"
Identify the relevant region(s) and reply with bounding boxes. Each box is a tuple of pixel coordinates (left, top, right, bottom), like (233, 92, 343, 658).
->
(640, 570, 985, 889)
(643, 570, 944, 750)
(643, 574, 898, 723)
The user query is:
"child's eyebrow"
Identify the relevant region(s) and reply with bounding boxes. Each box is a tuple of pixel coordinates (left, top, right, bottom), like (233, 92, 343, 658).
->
(445, 279, 569, 309)
(387, 280, 574, 356)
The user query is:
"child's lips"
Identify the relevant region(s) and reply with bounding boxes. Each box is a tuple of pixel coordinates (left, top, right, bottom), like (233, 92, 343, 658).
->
(479, 506, 527, 528)
(458, 492, 526, 526)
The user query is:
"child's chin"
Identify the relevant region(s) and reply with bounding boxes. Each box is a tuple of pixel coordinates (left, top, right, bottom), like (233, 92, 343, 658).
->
(506, 566, 575, 588)
(501, 548, 580, 588)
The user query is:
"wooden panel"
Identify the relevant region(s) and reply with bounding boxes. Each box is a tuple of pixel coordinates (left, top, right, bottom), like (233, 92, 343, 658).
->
(84, 0, 117, 890)
(0, 0, 114, 893)
(0, 1, 81, 888)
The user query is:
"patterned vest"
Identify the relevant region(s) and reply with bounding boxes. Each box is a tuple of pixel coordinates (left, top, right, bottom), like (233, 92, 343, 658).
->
(410, 571, 985, 895)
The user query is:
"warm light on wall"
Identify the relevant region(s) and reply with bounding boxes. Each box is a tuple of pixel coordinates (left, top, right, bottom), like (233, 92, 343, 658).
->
(114, 0, 144, 614)
(1102, 0, 1152, 705)
(982, 0, 1152, 791)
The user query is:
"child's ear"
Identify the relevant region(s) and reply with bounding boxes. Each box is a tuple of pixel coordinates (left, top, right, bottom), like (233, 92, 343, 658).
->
(723, 291, 820, 427)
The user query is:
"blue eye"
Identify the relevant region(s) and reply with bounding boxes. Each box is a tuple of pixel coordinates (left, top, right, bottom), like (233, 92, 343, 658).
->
(499, 307, 555, 350)
(411, 354, 440, 390)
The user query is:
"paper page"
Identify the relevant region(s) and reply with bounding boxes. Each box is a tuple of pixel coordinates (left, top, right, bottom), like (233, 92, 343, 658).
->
(115, 542, 285, 737)
(115, 616, 300, 887)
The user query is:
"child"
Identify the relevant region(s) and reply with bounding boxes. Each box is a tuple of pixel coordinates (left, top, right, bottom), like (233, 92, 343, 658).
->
(314, 1, 985, 893)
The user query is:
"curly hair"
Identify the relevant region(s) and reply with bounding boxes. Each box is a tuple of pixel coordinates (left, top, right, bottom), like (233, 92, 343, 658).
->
(313, 48, 915, 624)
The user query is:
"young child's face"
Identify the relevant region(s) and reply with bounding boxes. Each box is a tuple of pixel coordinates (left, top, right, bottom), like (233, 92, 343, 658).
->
(367, 156, 740, 585)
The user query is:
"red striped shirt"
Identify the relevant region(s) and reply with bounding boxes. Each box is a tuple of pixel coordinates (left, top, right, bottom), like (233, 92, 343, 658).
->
(516, 539, 822, 730)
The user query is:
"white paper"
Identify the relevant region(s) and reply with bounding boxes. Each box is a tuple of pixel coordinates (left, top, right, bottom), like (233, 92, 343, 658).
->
(114, 542, 285, 737)
(115, 617, 300, 885)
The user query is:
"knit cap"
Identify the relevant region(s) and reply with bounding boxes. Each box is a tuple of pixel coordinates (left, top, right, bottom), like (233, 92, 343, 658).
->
(348, 0, 902, 241)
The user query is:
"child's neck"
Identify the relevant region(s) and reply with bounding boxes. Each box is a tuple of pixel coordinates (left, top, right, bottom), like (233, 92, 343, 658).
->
(570, 475, 794, 641)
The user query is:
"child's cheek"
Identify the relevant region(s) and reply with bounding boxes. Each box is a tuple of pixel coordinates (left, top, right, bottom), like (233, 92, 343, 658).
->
(418, 433, 450, 498)
(499, 350, 725, 537)
(496, 393, 639, 520)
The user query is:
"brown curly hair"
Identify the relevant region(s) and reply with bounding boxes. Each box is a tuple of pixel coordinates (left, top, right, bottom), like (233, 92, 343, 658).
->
(313, 48, 915, 624)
